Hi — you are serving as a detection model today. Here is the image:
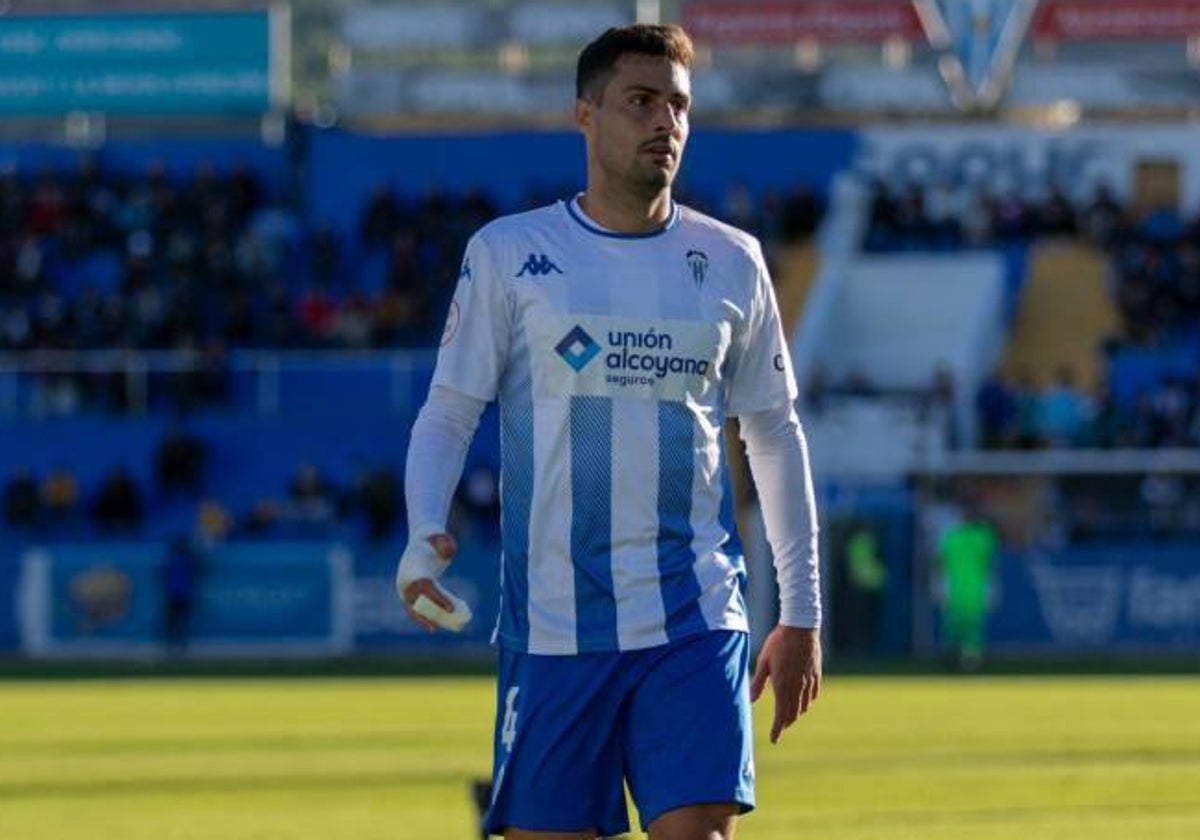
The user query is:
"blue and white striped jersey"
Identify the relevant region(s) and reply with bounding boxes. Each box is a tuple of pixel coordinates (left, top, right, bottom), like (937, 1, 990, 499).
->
(433, 198, 798, 654)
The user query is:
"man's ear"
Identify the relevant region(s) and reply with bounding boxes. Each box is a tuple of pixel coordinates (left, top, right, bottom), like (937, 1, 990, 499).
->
(575, 97, 593, 132)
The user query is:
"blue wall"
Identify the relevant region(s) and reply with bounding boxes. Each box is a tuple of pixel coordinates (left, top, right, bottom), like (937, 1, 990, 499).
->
(304, 126, 859, 241)
(1109, 340, 1200, 407)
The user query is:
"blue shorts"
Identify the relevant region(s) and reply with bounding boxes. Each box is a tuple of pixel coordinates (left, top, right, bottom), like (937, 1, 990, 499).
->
(483, 630, 755, 837)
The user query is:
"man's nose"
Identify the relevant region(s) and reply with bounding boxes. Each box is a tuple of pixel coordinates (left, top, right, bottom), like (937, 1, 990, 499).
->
(654, 102, 685, 137)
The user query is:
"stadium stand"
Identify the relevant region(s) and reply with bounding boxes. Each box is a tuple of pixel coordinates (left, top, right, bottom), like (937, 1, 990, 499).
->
(859, 175, 1200, 451)
(0, 136, 826, 547)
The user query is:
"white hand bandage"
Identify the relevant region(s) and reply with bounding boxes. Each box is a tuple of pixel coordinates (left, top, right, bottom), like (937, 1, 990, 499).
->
(413, 592, 472, 632)
(396, 525, 472, 632)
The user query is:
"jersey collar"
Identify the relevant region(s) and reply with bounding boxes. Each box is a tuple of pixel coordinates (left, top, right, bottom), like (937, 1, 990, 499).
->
(565, 195, 681, 240)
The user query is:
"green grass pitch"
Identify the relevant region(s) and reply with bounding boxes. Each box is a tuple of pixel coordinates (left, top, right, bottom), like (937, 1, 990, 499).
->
(2, 675, 1199, 839)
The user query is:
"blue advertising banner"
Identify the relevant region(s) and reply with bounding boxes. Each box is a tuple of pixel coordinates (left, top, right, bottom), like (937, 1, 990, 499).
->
(189, 543, 342, 643)
(45, 543, 164, 645)
(20, 541, 351, 657)
(11, 538, 503, 658)
(989, 542, 1200, 652)
(351, 532, 500, 653)
(0, 9, 283, 115)
(0, 540, 23, 652)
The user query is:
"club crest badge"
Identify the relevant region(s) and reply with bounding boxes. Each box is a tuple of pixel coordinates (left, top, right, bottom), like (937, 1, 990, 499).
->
(686, 249, 709, 289)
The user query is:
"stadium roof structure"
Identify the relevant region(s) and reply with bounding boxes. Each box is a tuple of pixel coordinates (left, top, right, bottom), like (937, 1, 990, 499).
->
(316, 0, 1200, 127)
(7, 1, 1200, 130)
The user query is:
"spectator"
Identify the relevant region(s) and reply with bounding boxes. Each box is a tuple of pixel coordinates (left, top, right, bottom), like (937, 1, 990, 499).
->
(162, 534, 202, 654)
(1082, 183, 1124, 246)
(457, 464, 500, 536)
(41, 467, 80, 527)
(991, 187, 1031, 240)
(13, 235, 46, 296)
(1141, 203, 1183, 245)
(1039, 367, 1089, 447)
(245, 199, 301, 279)
(343, 465, 401, 541)
(924, 178, 962, 247)
(1085, 380, 1135, 448)
(461, 187, 498, 233)
(1146, 378, 1194, 447)
(867, 179, 899, 246)
(373, 286, 425, 347)
(1010, 374, 1042, 449)
(241, 498, 282, 536)
(295, 286, 337, 345)
(758, 190, 786, 246)
(93, 467, 143, 531)
(3, 467, 39, 527)
(199, 340, 232, 404)
(288, 462, 336, 524)
(360, 186, 401, 250)
(896, 183, 931, 243)
(1038, 184, 1077, 237)
(782, 184, 821, 242)
(195, 498, 233, 549)
(331, 292, 374, 349)
(976, 371, 1017, 449)
(960, 187, 993, 247)
(156, 424, 208, 494)
(227, 164, 263, 230)
(310, 223, 341, 287)
(387, 230, 422, 296)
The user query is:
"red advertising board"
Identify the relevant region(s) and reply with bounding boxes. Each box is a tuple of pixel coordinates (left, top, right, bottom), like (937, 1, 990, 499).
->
(683, 1, 925, 44)
(1034, 0, 1200, 41)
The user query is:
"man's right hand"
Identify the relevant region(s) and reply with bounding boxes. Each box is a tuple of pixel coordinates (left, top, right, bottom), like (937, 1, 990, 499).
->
(397, 532, 464, 632)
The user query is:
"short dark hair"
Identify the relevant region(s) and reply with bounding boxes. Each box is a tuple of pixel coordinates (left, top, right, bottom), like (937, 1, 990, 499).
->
(576, 24, 694, 102)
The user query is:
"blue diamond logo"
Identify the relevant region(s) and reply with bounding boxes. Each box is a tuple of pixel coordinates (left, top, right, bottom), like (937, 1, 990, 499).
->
(555, 325, 600, 372)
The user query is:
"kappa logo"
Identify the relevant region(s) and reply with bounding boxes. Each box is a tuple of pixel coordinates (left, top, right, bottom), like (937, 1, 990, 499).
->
(458, 257, 472, 282)
(516, 253, 563, 278)
(686, 249, 708, 288)
(554, 325, 601, 372)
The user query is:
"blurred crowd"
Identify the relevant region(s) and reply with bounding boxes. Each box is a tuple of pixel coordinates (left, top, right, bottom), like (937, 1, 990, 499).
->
(0, 158, 482, 356)
(0, 157, 825, 544)
(976, 365, 1200, 450)
(863, 177, 1200, 451)
(862, 178, 1124, 251)
(1, 159, 823, 419)
(0, 160, 822, 358)
(2, 422, 500, 544)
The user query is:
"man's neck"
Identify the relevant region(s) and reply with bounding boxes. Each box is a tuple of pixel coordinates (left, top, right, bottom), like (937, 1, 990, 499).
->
(578, 182, 673, 234)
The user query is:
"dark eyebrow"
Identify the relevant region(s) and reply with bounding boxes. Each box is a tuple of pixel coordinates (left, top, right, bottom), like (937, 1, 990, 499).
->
(622, 84, 662, 96)
(621, 84, 691, 103)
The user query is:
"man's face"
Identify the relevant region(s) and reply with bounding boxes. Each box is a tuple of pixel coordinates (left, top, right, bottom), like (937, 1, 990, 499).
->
(578, 54, 692, 198)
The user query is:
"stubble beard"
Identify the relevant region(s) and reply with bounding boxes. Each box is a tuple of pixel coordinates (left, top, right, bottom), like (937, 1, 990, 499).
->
(594, 139, 680, 204)
(625, 157, 676, 202)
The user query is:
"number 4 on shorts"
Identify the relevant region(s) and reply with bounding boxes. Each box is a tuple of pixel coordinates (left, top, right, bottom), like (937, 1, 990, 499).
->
(501, 687, 520, 751)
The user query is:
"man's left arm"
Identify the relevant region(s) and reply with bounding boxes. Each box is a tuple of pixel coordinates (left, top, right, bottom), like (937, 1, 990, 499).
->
(739, 404, 823, 743)
(722, 241, 822, 743)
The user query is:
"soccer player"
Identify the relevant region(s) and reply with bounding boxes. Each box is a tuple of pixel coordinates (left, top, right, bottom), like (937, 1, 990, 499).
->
(398, 24, 822, 840)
